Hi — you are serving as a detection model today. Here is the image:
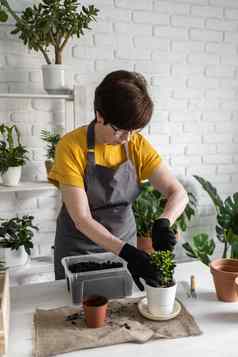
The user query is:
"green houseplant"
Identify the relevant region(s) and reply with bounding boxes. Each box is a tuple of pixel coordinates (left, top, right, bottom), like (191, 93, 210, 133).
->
(40, 129, 61, 174)
(144, 250, 177, 316)
(183, 175, 238, 265)
(182, 175, 238, 302)
(150, 250, 176, 288)
(132, 181, 197, 253)
(0, 124, 29, 186)
(0, 215, 39, 268)
(0, 0, 99, 92)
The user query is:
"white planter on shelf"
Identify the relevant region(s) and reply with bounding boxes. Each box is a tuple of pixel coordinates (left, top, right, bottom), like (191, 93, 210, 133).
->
(1, 246, 28, 268)
(42, 64, 72, 94)
(1, 166, 22, 186)
(145, 282, 177, 315)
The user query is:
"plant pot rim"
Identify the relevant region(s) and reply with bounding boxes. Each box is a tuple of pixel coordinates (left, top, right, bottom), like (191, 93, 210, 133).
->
(42, 64, 69, 69)
(210, 258, 238, 275)
(3, 165, 22, 169)
(83, 295, 108, 307)
(145, 281, 176, 289)
(137, 234, 151, 239)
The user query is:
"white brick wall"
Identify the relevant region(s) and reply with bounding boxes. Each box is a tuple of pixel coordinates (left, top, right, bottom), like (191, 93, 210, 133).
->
(0, 0, 237, 262)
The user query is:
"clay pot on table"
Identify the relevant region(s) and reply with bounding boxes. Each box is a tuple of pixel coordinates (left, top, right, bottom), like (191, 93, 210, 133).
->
(210, 258, 238, 302)
(83, 295, 108, 328)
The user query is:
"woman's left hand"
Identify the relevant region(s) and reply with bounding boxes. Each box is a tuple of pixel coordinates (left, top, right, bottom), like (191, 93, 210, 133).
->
(152, 218, 177, 251)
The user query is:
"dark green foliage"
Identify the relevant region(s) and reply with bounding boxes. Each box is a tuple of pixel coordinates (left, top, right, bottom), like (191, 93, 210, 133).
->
(0, 0, 99, 64)
(150, 250, 176, 287)
(40, 129, 61, 160)
(183, 175, 238, 264)
(132, 182, 163, 237)
(132, 181, 197, 237)
(217, 193, 238, 235)
(0, 215, 39, 255)
(0, 260, 6, 270)
(0, 124, 29, 174)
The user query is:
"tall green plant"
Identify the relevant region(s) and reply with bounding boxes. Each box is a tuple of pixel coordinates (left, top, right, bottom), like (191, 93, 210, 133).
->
(0, 124, 29, 174)
(183, 175, 238, 265)
(0, 0, 99, 64)
(132, 182, 162, 238)
(0, 215, 39, 255)
(132, 181, 197, 238)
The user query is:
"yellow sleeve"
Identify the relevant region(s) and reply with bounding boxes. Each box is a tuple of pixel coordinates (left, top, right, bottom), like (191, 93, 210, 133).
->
(132, 133, 162, 181)
(48, 137, 86, 188)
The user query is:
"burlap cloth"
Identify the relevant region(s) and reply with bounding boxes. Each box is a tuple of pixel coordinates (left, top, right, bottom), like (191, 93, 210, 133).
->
(33, 297, 202, 357)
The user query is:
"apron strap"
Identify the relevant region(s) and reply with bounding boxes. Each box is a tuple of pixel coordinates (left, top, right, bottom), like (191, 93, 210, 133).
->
(87, 120, 131, 164)
(124, 141, 130, 160)
(87, 119, 96, 164)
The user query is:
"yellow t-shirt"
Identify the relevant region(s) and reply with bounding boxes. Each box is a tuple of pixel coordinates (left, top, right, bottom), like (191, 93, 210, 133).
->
(48, 126, 162, 188)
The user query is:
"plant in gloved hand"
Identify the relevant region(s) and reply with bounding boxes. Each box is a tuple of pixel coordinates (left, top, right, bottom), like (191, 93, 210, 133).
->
(133, 181, 197, 253)
(149, 250, 176, 288)
(119, 243, 161, 291)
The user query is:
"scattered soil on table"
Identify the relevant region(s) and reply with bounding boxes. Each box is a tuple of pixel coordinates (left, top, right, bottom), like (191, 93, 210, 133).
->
(69, 261, 123, 273)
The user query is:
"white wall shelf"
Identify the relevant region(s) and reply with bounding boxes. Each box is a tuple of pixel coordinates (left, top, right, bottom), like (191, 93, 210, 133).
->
(0, 86, 83, 194)
(0, 92, 73, 100)
(0, 181, 57, 193)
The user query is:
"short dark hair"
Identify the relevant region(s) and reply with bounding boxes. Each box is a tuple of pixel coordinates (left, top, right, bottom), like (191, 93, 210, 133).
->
(94, 70, 153, 131)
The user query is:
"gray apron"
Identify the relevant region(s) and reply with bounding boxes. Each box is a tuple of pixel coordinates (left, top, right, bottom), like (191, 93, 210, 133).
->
(54, 120, 141, 279)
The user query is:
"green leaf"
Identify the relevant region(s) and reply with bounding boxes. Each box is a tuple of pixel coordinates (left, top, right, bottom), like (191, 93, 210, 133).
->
(231, 239, 238, 259)
(0, 9, 8, 22)
(193, 175, 223, 212)
(183, 233, 215, 266)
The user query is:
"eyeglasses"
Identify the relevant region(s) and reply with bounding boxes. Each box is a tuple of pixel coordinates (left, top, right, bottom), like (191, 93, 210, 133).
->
(110, 124, 141, 136)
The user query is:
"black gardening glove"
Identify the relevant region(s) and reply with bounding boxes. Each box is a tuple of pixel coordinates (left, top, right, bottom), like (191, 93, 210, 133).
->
(119, 243, 160, 291)
(152, 218, 177, 252)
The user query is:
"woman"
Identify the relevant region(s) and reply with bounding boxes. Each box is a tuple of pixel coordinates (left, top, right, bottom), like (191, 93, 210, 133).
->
(49, 70, 188, 290)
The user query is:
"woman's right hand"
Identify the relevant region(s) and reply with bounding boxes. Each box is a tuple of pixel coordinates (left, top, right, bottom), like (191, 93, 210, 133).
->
(119, 243, 160, 291)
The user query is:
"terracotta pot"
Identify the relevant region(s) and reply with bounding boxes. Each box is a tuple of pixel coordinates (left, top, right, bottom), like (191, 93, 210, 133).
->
(45, 160, 54, 176)
(175, 231, 181, 241)
(210, 258, 238, 302)
(83, 295, 108, 328)
(137, 235, 155, 254)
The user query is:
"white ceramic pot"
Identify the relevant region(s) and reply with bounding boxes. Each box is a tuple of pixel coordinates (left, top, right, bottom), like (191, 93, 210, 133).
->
(145, 282, 177, 315)
(1, 246, 28, 268)
(42, 64, 72, 94)
(2, 166, 22, 186)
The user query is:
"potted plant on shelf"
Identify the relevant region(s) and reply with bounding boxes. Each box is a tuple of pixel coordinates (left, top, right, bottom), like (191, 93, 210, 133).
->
(183, 175, 238, 302)
(0, 215, 39, 268)
(0, 0, 99, 93)
(145, 250, 176, 316)
(40, 129, 61, 175)
(0, 124, 29, 186)
(132, 181, 197, 254)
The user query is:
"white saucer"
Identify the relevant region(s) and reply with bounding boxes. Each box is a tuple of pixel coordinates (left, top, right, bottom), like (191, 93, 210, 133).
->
(137, 297, 181, 321)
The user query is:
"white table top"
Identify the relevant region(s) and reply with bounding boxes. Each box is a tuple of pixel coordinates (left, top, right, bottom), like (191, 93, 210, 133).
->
(9, 261, 238, 357)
